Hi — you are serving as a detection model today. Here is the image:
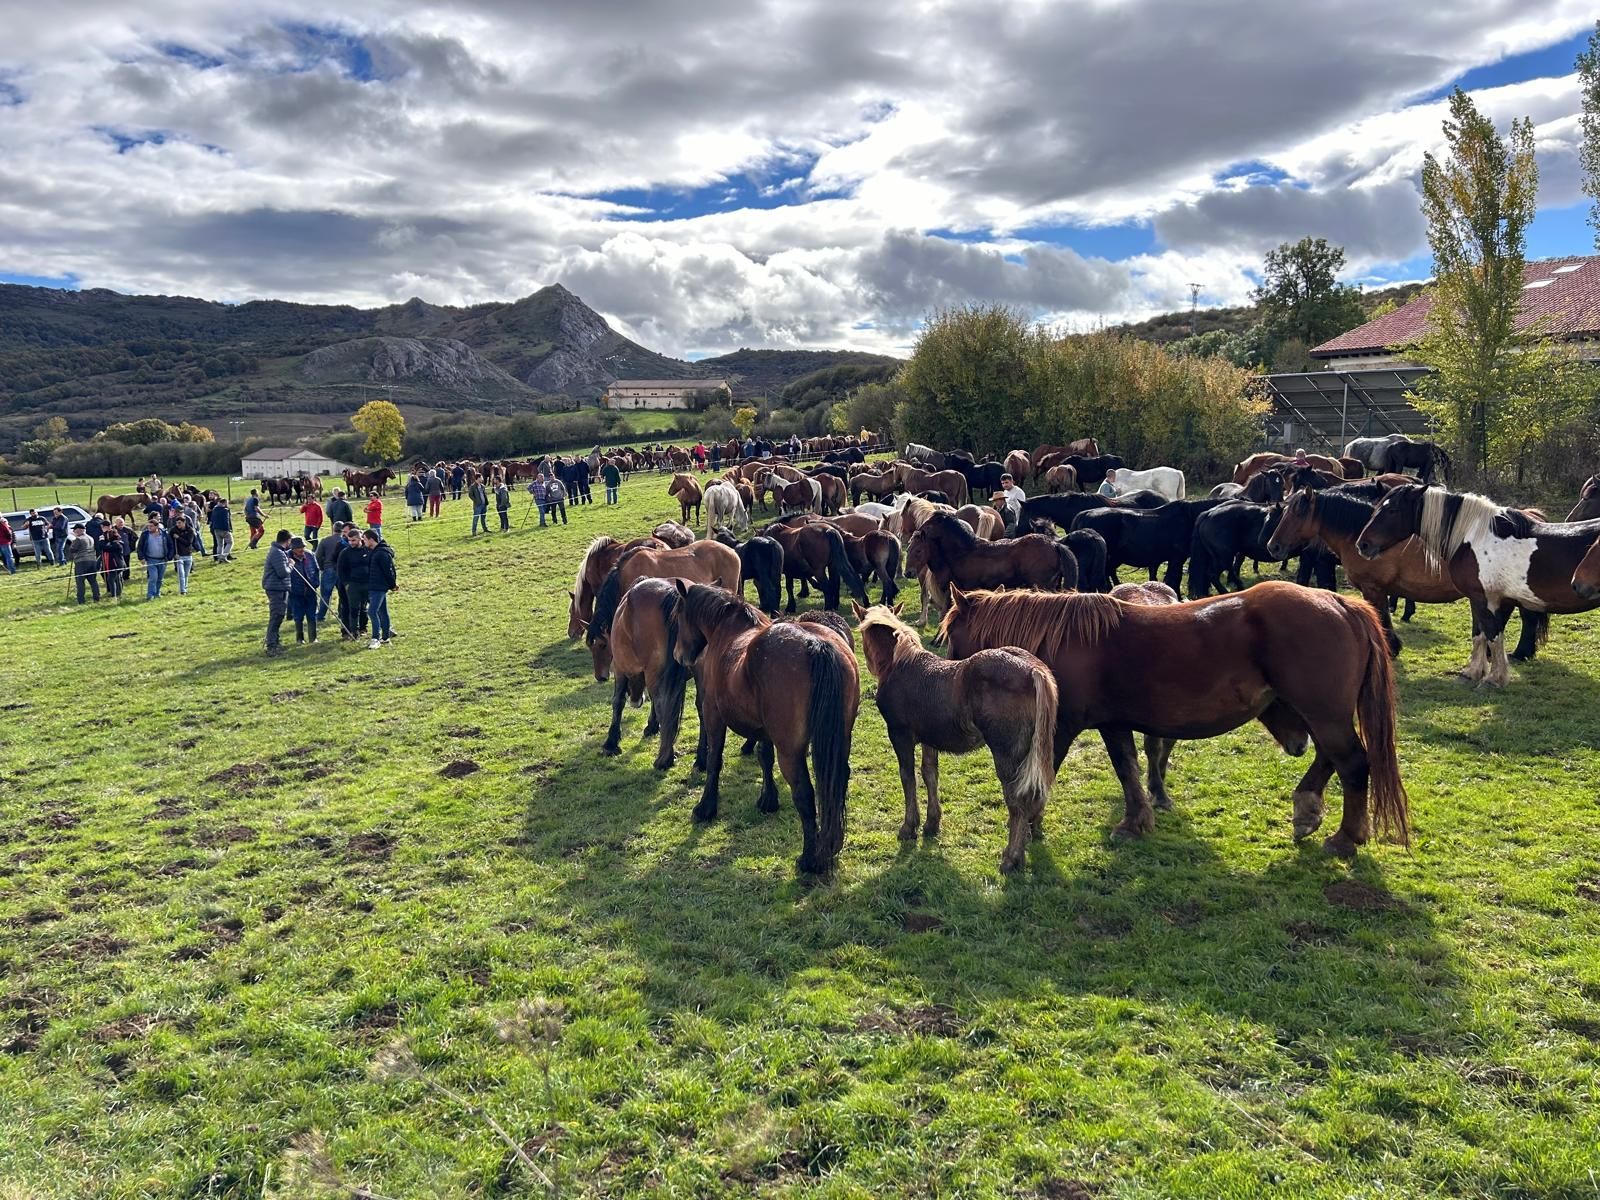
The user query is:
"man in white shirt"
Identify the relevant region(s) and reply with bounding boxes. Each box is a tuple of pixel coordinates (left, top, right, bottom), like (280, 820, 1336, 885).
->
(998, 473, 1027, 533)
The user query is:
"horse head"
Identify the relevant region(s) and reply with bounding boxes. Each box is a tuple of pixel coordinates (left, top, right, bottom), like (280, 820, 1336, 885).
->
(1356, 483, 1426, 560)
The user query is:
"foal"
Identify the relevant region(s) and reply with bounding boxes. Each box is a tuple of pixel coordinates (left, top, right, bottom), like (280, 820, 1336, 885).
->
(855, 602, 1058, 872)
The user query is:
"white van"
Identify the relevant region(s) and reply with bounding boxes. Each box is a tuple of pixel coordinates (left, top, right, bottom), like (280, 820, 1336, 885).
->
(3, 505, 94, 560)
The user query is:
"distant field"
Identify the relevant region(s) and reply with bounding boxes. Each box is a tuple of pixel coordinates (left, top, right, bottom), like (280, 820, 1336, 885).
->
(2, 475, 1599, 1197)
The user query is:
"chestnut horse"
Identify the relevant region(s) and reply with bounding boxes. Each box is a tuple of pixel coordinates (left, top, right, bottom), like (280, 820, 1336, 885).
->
(937, 582, 1409, 858)
(568, 534, 664, 638)
(856, 602, 1058, 872)
(895, 464, 970, 507)
(596, 577, 699, 771)
(668, 473, 703, 525)
(761, 517, 869, 612)
(1357, 484, 1599, 686)
(669, 582, 860, 874)
(1004, 450, 1031, 485)
(585, 541, 741, 674)
(905, 513, 1077, 620)
(1573, 531, 1600, 599)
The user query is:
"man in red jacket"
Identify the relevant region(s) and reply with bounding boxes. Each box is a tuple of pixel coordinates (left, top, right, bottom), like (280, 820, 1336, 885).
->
(299, 497, 325, 548)
(364, 495, 383, 538)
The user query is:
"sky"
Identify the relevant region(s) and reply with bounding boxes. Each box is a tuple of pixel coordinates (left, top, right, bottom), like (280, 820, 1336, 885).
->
(0, 1, 1596, 358)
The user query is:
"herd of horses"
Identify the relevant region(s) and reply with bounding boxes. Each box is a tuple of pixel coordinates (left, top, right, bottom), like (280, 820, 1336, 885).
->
(552, 428, 1597, 877)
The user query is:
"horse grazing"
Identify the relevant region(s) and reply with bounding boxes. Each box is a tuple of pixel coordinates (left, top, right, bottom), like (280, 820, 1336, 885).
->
(668, 473, 703, 525)
(596, 578, 698, 771)
(1357, 484, 1600, 685)
(1043, 464, 1078, 494)
(1071, 498, 1221, 589)
(669, 582, 860, 874)
(937, 582, 1409, 858)
(651, 521, 696, 548)
(1568, 475, 1600, 522)
(856, 602, 1058, 872)
(703, 479, 748, 533)
(714, 530, 784, 616)
(585, 541, 742, 675)
(569, 534, 664, 638)
(1004, 450, 1031, 484)
(905, 512, 1076, 620)
(761, 517, 869, 612)
(849, 468, 901, 505)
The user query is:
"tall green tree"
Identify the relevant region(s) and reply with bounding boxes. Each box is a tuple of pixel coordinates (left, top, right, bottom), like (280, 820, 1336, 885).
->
(1254, 237, 1366, 356)
(1578, 21, 1600, 244)
(1406, 88, 1558, 477)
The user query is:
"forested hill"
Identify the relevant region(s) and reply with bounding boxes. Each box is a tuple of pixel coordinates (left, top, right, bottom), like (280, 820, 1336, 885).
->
(0, 283, 891, 449)
(1112, 279, 1428, 346)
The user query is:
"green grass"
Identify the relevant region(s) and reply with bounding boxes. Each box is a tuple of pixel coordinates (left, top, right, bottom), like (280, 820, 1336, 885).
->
(3, 477, 1600, 1199)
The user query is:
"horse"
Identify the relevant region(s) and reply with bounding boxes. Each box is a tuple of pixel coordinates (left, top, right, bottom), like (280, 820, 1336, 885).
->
(703, 479, 748, 533)
(668, 473, 703, 525)
(568, 534, 665, 638)
(1569, 475, 1600, 522)
(652, 521, 696, 548)
(1017, 493, 1115, 533)
(1108, 466, 1185, 500)
(937, 582, 1409, 858)
(839, 528, 903, 604)
(1187, 500, 1286, 597)
(1071, 498, 1222, 589)
(1381, 439, 1453, 486)
(1044, 464, 1078, 494)
(343, 467, 396, 497)
(820, 512, 883, 538)
(848, 468, 901, 505)
(596, 578, 699, 772)
(1338, 457, 1367, 480)
(855, 602, 1058, 872)
(261, 477, 294, 506)
(904, 443, 946, 468)
(1063, 528, 1108, 592)
(1356, 484, 1600, 686)
(761, 517, 869, 612)
(1233, 452, 1289, 485)
(668, 582, 860, 875)
(1004, 450, 1031, 485)
(94, 493, 148, 519)
(814, 472, 847, 515)
(948, 454, 1006, 497)
(1344, 434, 1411, 472)
(905, 512, 1076, 621)
(585, 541, 742, 676)
(777, 477, 822, 516)
(713, 530, 784, 617)
(1573, 532, 1600, 599)
(896, 464, 970, 507)
(1061, 453, 1124, 489)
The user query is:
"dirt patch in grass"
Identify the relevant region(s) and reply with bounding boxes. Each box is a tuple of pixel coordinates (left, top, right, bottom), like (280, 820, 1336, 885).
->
(443, 724, 483, 739)
(1285, 920, 1339, 947)
(856, 1003, 962, 1038)
(204, 762, 280, 792)
(393, 675, 422, 687)
(1324, 879, 1404, 912)
(174, 736, 200, 750)
(901, 911, 944, 933)
(148, 801, 191, 821)
(95, 1014, 157, 1042)
(192, 824, 258, 847)
(439, 759, 481, 779)
(271, 689, 306, 703)
(2, 995, 50, 1054)
(58, 933, 131, 962)
(200, 917, 245, 943)
(1575, 879, 1600, 904)
(156, 856, 202, 877)
(13, 907, 63, 927)
(297, 763, 335, 781)
(295, 834, 335, 853)
(261, 903, 286, 924)
(43, 808, 80, 830)
(1038, 1181, 1103, 1200)
(106, 631, 138, 640)
(347, 831, 397, 860)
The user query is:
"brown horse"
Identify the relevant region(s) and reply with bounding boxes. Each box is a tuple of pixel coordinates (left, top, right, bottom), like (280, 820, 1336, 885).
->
(1338, 456, 1367, 479)
(937, 582, 1409, 858)
(1004, 450, 1031, 485)
(669, 582, 860, 874)
(569, 535, 664, 639)
(1232, 452, 1289, 485)
(1572, 531, 1600, 599)
(905, 513, 1076, 619)
(762, 517, 869, 612)
(651, 521, 696, 548)
(849, 468, 901, 505)
(668, 473, 703, 525)
(822, 512, 883, 537)
(776, 476, 821, 516)
(585, 541, 742, 676)
(1043, 464, 1077, 494)
(896, 464, 970, 507)
(597, 578, 698, 771)
(1569, 474, 1600, 522)
(856, 602, 1057, 872)
(814, 472, 846, 515)
(95, 492, 149, 519)
(343, 467, 396, 496)
(839, 529, 903, 604)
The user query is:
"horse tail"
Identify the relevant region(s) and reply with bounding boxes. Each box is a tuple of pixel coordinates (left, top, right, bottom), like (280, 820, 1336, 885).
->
(807, 638, 854, 860)
(1012, 658, 1059, 814)
(654, 584, 690, 713)
(1349, 598, 1410, 847)
(827, 528, 866, 607)
(1187, 536, 1212, 598)
(1053, 540, 1078, 591)
(883, 534, 902, 585)
(1523, 606, 1550, 649)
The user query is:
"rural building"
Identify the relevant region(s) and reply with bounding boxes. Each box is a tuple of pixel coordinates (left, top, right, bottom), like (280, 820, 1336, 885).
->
(1262, 254, 1600, 451)
(240, 447, 354, 479)
(601, 378, 732, 410)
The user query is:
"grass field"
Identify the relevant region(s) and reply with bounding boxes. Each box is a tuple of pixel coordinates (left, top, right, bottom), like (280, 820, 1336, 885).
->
(3, 474, 1600, 1199)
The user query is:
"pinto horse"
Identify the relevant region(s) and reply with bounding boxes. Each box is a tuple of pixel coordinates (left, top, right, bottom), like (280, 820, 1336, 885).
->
(668, 473, 703, 525)
(856, 602, 1058, 872)
(937, 582, 1409, 858)
(669, 582, 860, 874)
(596, 577, 699, 771)
(1357, 484, 1600, 686)
(568, 534, 665, 638)
(905, 513, 1076, 619)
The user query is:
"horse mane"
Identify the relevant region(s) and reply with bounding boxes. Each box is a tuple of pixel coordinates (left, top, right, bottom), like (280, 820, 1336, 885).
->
(574, 535, 619, 601)
(1302, 490, 1376, 540)
(590, 544, 656, 642)
(681, 581, 767, 634)
(923, 511, 977, 549)
(856, 605, 926, 674)
(1418, 487, 1499, 561)
(937, 588, 1121, 660)
(1493, 508, 1540, 538)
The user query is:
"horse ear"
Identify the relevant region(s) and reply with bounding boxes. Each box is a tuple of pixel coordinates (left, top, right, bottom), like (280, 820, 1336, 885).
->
(568, 590, 576, 601)
(675, 579, 689, 598)
(948, 584, 966, 608)
(850, 600, 868, 619)
(891, 601, 904, 616)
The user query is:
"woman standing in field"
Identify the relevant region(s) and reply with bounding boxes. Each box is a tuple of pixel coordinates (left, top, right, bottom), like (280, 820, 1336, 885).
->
(170, 515, 199, 595)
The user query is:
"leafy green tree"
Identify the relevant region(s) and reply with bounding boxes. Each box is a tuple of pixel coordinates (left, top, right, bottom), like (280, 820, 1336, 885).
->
(351, 400, 406, 464)
(1578, 21, 1600, 245)
(829, 379, 906, 440)
(1254, 237, 1366, 356)
(899, 304, 1036, 450)
(1407, 88, 1552, 477)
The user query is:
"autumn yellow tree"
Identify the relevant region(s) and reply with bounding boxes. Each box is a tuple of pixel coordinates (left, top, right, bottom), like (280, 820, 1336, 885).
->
(732, 406, 758, 440)
(352, 400, 406, 463)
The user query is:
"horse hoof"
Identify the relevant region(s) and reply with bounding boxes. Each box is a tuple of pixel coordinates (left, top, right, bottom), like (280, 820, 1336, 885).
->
(999, 854, 1022, 874)
(692, 801, 718, 823)
(897, 823, 917, 842)
(1153, 795, 1174, 812)
(1112, 814, 1153, 840)
(1321, 832, 1359, 859)
(692, 756, 707, 773)
(758, 792, 780, 814)
(925, 821, 942, 840)
(652, 755, 675, 772)
(600, 743, 621, 757)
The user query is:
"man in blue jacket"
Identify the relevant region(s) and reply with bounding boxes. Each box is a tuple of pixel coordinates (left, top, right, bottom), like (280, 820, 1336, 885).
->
(262, 529, 293, 656)
(48, 507, 70, 566)
(286, 536, 321, 643)
(209, 498, 234, 563)
(136, 515, 175, 598)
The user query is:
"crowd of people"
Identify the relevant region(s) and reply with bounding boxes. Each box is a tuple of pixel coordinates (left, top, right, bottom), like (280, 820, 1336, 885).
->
(259, 521, 398, 655)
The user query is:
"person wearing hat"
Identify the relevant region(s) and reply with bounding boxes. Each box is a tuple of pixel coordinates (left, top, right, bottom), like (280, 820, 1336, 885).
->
(262, 529, 293, 656)
(286, 536, 321, 643)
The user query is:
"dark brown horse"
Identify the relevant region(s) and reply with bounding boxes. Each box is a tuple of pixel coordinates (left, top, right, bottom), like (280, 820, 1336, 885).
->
(342, 467, 396, 496)
(761, 517, 869, 612)
(1569, 475, 1600, 522)
(849, 468, 901, 505)
(896, 464, 970, 507)
(597, 578, 698, 771)
(668, 473, 703, 525)
(569, 535, 664, 639)
(905, 513, 1076, 616)
(937, 582, 1409, 859)
(839, 529, 902, 604)
(585, 541, 742, 674)
(856, 603, 1057, 872)
(669, 582, 860, 874)
(1357, 484, 1599, 686)
(1573, 531, 1600, 599)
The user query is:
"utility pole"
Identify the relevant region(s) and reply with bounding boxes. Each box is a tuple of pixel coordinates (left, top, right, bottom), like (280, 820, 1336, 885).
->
(1188, 283, 1202, 337)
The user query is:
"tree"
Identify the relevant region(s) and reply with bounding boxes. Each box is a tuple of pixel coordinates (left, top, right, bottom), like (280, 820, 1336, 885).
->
(1579, 21, 1600, 245)
(352, 400, 406, 464)
(1254, 237, 1366, 355)
(732, 406, 758, 439)
(1407, 88, 1549, 476)
(33, 417, 68, 441)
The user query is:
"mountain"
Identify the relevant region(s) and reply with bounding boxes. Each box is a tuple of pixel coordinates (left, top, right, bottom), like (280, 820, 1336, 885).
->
(0, 282, 878, 449)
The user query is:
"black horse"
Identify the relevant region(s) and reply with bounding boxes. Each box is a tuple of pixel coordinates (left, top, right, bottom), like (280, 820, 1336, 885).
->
(823, 447, 865, 465)
(1063, 453, 1125, 489)
(1381, 439, 1453, 486)
(1071, 498, 1223, 589)
(1188, 501, 1287, 597)
(1062, 528, 1109, 593)
(946, 451, 1006, 497)
(1019, 493, 1114, 533)
(714, 530, 785, 617)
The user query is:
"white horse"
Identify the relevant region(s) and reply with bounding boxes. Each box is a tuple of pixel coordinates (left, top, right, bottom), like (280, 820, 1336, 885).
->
(1113, 466, 1186, 500)
(703, 480, 748, 533)
(903, 442, 946, 468)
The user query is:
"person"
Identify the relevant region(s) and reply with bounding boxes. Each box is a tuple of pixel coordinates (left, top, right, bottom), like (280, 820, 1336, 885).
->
(136, 515, 174, 598)
(742, 437, 756, 460)
(0, 515, 14, 575)
(113, 517, 135, 587)
(170, 514, 199, 595)
(326, 488, 352, 529)
(544, 476, 568, 526)
(85, 511, 105, 543)
(692, 442, 707, 471)
(48, 507, 69, 566)
(468, 475, 490, 536)
(1292, 447, 1310, 469)
(1097, 469, 1120, 499)
(601, 458, 621, 505)
(425, 468, 444, 518)
(998, 473, 1027, 532)
(24, 510, 48, 567)
(450, 462, 466, 502)
(404, 472, 425, 521)
(286, 536, 321, 644)
(336, 526, 371, 639)
(314, 522, 345, 621)
(709, 443, 722, 473)
(96, 521, 126, 598)
(67, 523, 100, 603)
(364, 494, 383, 538)
(262, 529, 293, 656)
(300, 496, 325, 547)
(184, 496, 207, 557)
(789, 433, 802, 458)
(365, 530, 397, 648)
(209, 498, 234, 563)
(530, 475, 549, 527)
(570, 457, 592, 505)
(495, 479, 511, 531)
(244, 489, 265, 549)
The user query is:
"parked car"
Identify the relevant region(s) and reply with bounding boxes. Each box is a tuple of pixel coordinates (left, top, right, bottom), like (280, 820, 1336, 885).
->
(3, 505, 93, 560)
